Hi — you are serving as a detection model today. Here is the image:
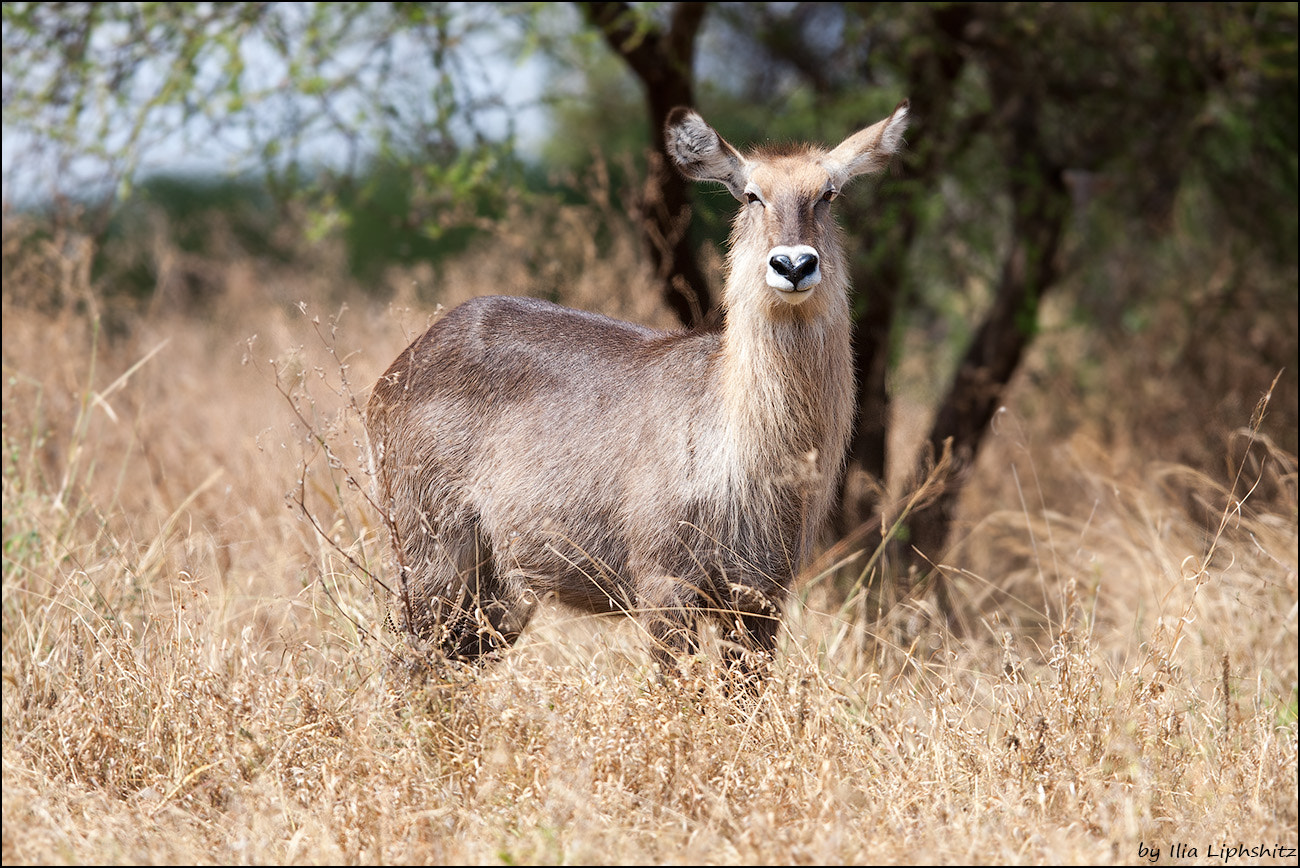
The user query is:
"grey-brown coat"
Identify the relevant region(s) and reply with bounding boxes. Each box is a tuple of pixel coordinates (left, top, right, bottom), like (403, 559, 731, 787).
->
(366, 102, 910, 677)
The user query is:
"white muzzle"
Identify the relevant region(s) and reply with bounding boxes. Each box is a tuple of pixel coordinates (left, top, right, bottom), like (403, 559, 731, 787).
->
(766, 245, 821, 303)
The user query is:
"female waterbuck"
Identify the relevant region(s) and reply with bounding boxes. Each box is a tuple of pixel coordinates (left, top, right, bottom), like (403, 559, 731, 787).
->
(366, 102, 910, 680)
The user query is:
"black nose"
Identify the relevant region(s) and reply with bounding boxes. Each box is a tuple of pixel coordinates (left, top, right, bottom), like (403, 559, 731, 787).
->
(769, 252, 819, 285)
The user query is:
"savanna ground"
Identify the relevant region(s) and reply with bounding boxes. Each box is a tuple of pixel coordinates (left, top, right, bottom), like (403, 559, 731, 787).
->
(2, 193, 1297, 865)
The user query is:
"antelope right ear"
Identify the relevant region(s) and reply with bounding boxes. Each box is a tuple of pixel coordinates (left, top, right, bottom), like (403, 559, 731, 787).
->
(823, 99, 910, 185)
(665, 107, 751, 201)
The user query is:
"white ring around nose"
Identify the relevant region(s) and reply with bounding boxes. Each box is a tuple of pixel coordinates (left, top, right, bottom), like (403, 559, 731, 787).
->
(766, 244, 822, 303)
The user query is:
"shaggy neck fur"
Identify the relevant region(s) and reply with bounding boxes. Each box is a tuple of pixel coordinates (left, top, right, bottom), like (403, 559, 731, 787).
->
(714, 212, 855, 553)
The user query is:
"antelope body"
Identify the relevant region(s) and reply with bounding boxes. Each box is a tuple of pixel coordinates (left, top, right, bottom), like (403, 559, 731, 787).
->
(366, 103, 910, 677)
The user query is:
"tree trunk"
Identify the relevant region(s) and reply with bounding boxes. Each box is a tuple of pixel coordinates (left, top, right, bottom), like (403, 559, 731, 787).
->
(904, 91, 1071, 569)
(837, 2, 974, 539)
(582, 1, 712, 326)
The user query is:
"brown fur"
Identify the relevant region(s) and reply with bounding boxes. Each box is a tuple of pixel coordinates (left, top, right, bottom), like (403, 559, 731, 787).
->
(366, 103, 910, 677)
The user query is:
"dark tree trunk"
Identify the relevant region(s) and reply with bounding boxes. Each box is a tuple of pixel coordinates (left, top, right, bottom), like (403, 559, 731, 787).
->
(837, 3, 974, 538)
(838, 187, 912, 532)
(582, 1, 712, 326)
(904, 90, 1071, 569)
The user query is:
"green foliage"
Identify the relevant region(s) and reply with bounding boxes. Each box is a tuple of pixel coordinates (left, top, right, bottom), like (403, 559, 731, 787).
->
(3, 1, 541, 272)
(117, 174, 275, 255)
(333, 151, 515, 284)
(686, 2, 1297, 365)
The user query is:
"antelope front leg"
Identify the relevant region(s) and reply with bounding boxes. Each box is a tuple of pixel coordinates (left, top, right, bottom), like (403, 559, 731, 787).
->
(636, 573, 702, 678)
(718, 582, 782, 690)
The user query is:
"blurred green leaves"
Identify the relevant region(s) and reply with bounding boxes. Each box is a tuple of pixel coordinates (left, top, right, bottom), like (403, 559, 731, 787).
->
(4, 2, 1295, 302)
(3, 2, 539, 268)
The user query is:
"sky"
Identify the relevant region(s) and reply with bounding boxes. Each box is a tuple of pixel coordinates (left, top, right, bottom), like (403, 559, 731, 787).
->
(2, 5, 553, 209)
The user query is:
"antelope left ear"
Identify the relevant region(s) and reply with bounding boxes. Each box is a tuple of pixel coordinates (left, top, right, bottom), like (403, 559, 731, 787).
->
(823, 100, 909, 185)
(665, 107, 753, 201)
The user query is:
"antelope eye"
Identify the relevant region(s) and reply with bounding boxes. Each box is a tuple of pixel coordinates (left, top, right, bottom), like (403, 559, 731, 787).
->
(821, 188, 838, 203)
(746, 191, 762, 205)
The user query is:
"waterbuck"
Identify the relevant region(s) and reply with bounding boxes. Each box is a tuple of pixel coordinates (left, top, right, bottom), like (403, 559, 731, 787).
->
(366, 102, 910, 680)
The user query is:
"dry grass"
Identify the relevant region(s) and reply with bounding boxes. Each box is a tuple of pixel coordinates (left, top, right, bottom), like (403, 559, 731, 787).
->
(2, 209, 1296, 865)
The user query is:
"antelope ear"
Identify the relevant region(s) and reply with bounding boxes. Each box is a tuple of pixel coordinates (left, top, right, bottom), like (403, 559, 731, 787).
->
(665, 107, 751, 201)
(823, 100, 910, 185)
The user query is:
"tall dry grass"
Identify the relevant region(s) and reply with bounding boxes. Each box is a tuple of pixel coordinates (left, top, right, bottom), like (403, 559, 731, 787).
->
(2, 202, 1296, 865)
